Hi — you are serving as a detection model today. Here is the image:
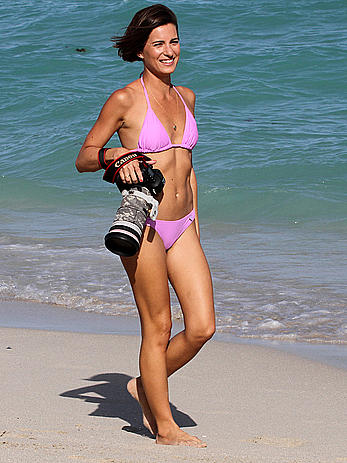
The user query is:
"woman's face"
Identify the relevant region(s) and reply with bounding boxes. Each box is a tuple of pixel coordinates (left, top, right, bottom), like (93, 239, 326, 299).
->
(138, 23, 180, 76)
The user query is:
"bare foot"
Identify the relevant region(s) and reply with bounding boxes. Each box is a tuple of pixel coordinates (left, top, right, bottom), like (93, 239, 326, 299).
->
(156, 427, 207, 448)
(127, 377, 157, 436)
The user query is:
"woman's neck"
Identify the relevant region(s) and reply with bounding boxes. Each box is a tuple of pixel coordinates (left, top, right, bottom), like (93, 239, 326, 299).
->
(142, 69, 173, 98)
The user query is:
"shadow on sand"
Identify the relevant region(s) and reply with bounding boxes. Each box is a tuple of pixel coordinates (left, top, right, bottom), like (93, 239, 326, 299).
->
(60, 372, 197, 439)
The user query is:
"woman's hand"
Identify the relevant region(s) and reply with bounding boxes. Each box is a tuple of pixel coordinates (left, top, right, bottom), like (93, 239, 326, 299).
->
(105, 147, 130, 162)
(119, 158, 156, 185)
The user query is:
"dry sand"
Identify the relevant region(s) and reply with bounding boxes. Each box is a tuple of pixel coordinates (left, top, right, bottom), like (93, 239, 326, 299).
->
(1, 326, 347, 463)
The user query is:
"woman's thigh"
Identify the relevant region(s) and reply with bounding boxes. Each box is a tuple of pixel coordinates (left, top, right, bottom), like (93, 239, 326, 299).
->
(166, 222, 215, 333)
(121, 226, 171, 334)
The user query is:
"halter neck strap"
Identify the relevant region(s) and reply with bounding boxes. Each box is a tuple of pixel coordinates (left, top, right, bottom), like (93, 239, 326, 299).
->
(140, 76, 151, 105)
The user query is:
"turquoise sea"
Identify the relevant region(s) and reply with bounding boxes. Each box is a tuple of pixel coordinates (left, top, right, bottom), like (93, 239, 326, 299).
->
(1, 0, 346, 344)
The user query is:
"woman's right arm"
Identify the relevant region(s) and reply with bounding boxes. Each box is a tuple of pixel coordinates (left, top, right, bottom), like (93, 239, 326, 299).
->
(75, 88, 133, 173)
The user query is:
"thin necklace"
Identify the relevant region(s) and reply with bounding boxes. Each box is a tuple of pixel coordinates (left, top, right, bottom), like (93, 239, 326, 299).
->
(148, 85, 179, 131)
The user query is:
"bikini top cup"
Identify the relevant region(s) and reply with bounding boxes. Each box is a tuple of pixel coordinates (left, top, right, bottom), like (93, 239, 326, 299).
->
(135, 76, 198, 154)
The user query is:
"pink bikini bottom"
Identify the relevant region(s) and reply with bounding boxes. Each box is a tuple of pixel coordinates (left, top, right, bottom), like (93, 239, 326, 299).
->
(145, 209, 195, 251)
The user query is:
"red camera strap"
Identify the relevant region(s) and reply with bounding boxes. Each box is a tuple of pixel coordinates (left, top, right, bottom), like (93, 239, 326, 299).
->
(103, 152, 151, 184)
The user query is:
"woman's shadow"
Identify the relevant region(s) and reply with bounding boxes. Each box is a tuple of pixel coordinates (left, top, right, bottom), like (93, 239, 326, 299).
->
(60, 373, 196, 439)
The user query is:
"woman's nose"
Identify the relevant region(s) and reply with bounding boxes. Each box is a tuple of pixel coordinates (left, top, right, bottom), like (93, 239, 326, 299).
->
(163, 43, 173, 56)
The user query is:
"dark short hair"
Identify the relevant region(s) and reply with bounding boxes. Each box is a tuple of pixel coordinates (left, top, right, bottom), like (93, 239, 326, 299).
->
(112, 4, 178, 62)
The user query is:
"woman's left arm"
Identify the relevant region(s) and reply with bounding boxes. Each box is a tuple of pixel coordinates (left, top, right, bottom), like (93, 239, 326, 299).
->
(190, 167, 200, 239)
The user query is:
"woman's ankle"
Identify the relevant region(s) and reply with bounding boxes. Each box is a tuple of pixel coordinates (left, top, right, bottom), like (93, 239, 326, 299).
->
(156, 420, 179, 438)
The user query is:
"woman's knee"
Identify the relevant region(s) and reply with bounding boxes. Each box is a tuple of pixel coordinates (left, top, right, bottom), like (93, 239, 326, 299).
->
(186, 319, 216, 345)
(142, 315, 172, 349)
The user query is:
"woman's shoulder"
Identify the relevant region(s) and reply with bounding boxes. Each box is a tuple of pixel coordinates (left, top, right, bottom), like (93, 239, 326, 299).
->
(107, 79, 142, 110)
(175, 85, 196, 108)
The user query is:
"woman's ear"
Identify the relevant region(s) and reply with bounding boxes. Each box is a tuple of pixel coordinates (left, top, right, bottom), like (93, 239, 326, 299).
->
(137, 51, 144, 60)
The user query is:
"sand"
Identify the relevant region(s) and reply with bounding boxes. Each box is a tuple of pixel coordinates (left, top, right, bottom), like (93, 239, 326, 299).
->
(1, 322, 347, 463)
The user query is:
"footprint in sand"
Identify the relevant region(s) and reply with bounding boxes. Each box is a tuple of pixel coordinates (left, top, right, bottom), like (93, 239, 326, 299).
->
(248, 435, 305, 448)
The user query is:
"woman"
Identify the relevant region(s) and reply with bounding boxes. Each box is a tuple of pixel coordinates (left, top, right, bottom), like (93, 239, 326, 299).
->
(76, 4, 215, 447)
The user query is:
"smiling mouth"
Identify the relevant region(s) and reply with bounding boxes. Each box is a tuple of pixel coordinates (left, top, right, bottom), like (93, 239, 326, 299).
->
(160, 58, 175, 65)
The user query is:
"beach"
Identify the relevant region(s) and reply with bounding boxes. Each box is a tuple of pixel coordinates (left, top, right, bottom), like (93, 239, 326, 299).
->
(1, 301, 347, 463)
(1, 1, 347, 461)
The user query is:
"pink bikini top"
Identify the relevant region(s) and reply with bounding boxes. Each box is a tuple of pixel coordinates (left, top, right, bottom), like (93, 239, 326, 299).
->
(134, 76, 198, 154)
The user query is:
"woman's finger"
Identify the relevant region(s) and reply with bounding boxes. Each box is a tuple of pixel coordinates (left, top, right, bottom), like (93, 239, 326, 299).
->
(134, 164, 143, 182)
(126, 163, 140, 183)
(119, 170, 126, 182)
(119, 160, 137, 184)
(120, 167, 132, 184)
(125, 170, 133, 184)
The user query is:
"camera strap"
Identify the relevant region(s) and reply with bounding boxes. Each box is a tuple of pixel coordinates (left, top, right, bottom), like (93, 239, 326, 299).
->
(103, 152, 151, 184)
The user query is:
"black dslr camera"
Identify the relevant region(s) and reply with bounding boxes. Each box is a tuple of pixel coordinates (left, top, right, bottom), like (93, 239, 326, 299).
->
(114, 162, 165, 197)
(101, 152, 165, 257)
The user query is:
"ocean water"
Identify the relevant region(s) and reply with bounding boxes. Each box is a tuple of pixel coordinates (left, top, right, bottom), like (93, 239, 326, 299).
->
(1, 0, 346, 344)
